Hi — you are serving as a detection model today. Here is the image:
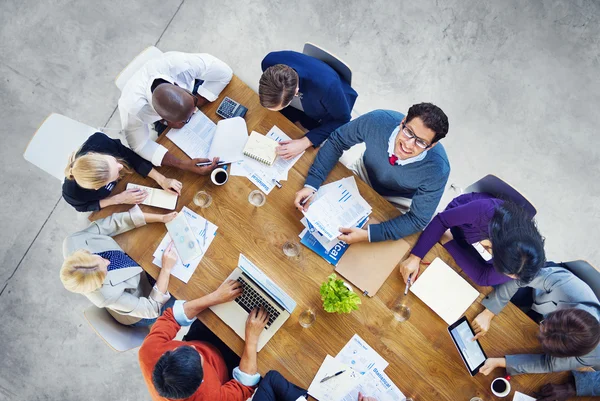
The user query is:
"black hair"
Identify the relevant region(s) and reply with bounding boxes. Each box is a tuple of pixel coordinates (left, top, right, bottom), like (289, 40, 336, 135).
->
(489, 200, 545, 284)
(405, 102, 449, 144)
(152, 346, 203, 399)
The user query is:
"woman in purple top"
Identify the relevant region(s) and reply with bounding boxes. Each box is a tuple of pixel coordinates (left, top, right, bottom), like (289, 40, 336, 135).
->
(399, 192, 545, 286)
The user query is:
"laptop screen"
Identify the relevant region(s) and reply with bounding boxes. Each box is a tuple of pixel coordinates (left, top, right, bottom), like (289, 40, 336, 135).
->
(238, 254, 297, 313)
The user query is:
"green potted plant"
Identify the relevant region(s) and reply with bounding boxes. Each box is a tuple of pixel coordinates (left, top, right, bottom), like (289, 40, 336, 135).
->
(320, 274, 361, 313)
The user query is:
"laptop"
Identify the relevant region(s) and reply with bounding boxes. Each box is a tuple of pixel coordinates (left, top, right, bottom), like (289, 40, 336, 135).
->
(210, 254, 296, 351)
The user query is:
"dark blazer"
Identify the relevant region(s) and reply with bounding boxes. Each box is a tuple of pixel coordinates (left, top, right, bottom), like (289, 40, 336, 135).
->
(62, 132, 153, 212)
(261, 51, 358, 147)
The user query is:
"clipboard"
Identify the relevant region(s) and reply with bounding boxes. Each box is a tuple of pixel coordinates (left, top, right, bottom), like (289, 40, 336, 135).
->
(335, 219, 411, 297)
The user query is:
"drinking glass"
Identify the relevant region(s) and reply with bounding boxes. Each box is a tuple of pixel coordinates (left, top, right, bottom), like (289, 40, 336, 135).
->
(193, 191, 212, 208)
(299, 309, 316, 328)
(283, 241, 301, 257)
(248, 190, 266, 207)
(392, 303, 411, 322)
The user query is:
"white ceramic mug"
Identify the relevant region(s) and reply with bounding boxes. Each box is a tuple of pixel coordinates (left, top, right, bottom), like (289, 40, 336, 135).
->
(210, 168, 229, 186)
(491, 377, 511, 397)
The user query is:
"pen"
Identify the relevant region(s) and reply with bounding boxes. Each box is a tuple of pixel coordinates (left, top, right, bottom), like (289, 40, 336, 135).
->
(202, 218, 208, 247)
(319, 370, 346, 383)
(300, 191, 316, 206)
(272, 179, 282, 188)
(196, 160, 232, 167)
(404, 277, 411, 295)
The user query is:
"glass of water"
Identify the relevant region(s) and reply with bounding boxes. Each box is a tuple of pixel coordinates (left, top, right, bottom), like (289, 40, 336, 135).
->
(392, 303, 411, 322)
(283, 241, 301, 257)
(248, 190, 266, 207)
(193, 191, 212, 208)
(299, 309, 316, 328)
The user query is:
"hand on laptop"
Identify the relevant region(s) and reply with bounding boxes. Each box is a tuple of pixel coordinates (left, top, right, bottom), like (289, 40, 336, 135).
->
(245, 307, 269, 345)
(211, 279, 243, 304)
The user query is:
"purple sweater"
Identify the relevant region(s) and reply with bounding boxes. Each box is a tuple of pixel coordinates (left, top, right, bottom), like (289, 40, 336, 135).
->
(411, 192, 503, 259)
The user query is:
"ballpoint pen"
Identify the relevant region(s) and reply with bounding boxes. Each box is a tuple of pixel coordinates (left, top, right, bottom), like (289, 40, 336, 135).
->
(319, 370, 345, 383)
(404, 277, 411, 295)
(300, 191, 316, 206)
(202, 218, 208, 247)
(196, 160, 232, 167)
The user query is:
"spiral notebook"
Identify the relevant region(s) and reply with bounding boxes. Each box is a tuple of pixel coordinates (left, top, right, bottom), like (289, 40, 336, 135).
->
(242, 131, 278, 165)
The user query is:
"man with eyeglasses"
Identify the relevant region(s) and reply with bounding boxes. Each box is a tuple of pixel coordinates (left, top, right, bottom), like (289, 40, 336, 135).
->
(294, 104, 450, 244)
(118, 51, 233, 174)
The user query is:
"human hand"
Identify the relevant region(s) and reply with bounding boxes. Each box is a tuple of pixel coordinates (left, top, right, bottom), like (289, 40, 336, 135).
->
(185, 157, 219, 175)
(472, 309, 495, 341)
(337, 227, 369, 244)
(294, 187, 316, 212)
(115, 188, 148, 205)
(398, 255, 421, 284)
(211, 279, 243, 304)
(358, 392, 377, 401)
(479, 358, 506, 376)
(245, 306, 269, 344)
(161, 242, 178, 272)
(534, 378, 576, 401)
(160, 211, 178, 224)
(159, 177, 182, 195)
(276, 137, 311, 160)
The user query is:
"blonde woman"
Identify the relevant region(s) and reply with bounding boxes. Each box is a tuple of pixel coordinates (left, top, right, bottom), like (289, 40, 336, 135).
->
(62, 132, 182, 212)
(61, 205, 178, 326)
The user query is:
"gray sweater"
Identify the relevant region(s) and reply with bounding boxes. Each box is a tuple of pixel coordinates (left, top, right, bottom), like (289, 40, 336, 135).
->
(304, 110, 450, 242)
(481, 265, 600, 375)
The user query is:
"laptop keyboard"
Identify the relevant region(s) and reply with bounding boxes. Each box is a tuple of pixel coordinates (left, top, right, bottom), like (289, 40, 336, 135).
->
(234, 276, 280, 329)
(217, 97, 238, 118)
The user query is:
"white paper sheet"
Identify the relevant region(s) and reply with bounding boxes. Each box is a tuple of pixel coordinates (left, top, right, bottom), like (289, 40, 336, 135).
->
(166, 111, 216, 159)
(152, 207, 217, 283)
(303, 178, 372, 241)
(409, 258, 480, 325)
(207, 117, 248, 162)
(341, 367, 406, 401)
(513, 391, 536, 401)
(336, 334, 389, 375)
(307, 355, 360, 401)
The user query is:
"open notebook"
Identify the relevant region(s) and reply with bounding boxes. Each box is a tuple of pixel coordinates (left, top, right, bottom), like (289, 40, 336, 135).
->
(242, 131, 278, 165)
(126, 183, 178, 210)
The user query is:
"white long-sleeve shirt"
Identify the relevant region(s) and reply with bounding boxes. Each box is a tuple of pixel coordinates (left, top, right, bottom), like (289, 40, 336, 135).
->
(118, 52, 233, 165)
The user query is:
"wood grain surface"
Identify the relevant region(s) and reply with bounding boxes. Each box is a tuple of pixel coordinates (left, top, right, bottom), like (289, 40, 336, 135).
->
(91, 76, 587, 401)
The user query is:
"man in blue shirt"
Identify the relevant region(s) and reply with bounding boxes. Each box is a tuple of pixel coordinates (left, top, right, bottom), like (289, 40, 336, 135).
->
(259, 51, 358, 160)
(294, 103, 450, 244)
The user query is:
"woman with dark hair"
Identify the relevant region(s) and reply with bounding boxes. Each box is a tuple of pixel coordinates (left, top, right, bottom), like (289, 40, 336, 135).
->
(480, 308, 600, 375)
(399, 192, 545, 286)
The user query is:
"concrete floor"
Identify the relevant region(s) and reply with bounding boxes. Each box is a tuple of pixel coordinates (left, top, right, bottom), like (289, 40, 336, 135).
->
(0, 0, 599, 399)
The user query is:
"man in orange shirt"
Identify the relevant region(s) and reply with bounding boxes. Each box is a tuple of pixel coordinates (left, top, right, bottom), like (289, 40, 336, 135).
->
(139, 280, 269, 400)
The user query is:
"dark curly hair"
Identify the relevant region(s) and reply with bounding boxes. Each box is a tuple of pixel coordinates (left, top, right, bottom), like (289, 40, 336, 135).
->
(405, 102, 449, 144)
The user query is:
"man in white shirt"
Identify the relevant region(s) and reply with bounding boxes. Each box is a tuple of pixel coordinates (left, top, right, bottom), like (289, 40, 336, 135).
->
(118, 51, 233, 174)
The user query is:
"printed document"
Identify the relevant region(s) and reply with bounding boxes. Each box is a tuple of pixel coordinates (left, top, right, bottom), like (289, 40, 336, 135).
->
(152, 207, 217, 283)
(336, 334, 389, 375)
(166, 111, 216, 159)
(341, 367, 406, 401)
(307, 355, 359, 401)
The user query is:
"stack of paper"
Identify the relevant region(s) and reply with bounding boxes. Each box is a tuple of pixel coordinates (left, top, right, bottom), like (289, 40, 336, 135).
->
(230, 126, 303, 194)
(308, 335, 405, 401)
(303, 176, 372, 241)
(152, 207, 218, 283)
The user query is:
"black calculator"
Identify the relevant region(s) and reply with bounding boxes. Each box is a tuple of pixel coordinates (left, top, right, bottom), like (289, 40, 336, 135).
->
(216, 96, 248, 119)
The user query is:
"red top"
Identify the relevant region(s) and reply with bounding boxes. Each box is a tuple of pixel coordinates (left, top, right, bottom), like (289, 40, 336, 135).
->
(139, 309, 255, 401)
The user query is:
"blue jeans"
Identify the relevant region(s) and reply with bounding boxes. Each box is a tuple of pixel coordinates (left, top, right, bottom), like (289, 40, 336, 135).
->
(130, 297, 176, 327)
(253, 371, 307, 401)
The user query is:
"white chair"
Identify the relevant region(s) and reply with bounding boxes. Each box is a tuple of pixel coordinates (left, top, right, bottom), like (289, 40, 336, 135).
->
(302, 42, 352, 85)
(115, 46, 163, 91)
(24, 113, 97, 181)
(84, 305, 150, 352)
(465, 174, 537, 218)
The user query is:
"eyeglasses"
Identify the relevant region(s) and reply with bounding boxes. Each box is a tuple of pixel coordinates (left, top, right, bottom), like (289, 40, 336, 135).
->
(401, 122, 431, 149)
(181, 88, 199, 124)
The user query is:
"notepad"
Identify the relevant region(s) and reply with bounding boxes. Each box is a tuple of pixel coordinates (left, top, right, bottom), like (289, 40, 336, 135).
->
(242, 131, 278, 165)
(126, 183, 178, 210)
(409, 258, 480, 325)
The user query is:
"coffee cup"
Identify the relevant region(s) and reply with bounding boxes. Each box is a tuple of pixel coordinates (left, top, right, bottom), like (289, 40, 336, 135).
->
(211, 168, 229, 186)
(491, 377, 511, 397)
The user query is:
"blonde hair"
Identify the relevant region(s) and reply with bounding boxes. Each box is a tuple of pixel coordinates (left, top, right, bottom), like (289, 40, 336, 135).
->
(60, 250, 107, 294)
(65, 152, 131, 190)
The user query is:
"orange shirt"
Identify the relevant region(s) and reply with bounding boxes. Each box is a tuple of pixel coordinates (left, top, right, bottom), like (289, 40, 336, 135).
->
(139, 309, 255, 401)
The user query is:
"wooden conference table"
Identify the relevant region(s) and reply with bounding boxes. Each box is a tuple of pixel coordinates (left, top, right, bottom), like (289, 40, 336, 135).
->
(93, 76, 588, 400)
